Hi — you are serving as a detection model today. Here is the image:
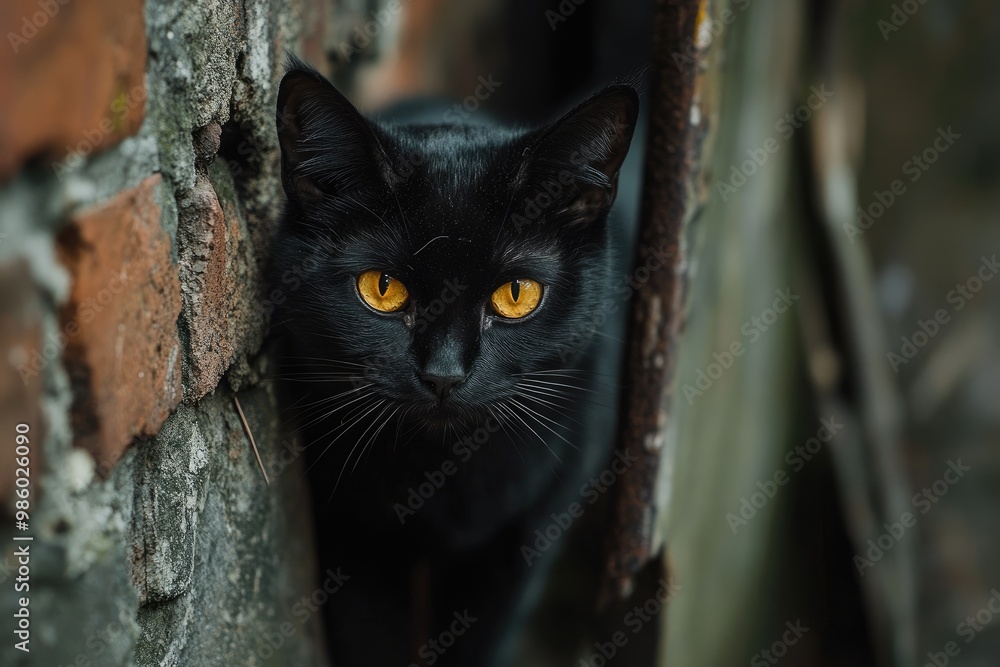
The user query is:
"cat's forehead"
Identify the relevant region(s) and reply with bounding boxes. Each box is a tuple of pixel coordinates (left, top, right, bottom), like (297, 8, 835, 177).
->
(379, 126, 528, 246)
(354, 123, 562, 286)
(390, 123, 528, 197)
(374, 201, 557, 295)
(387, 209, 562, 292)
(397, 219, 515, 276)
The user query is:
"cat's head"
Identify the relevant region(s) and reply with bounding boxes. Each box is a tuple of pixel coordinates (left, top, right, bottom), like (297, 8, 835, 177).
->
(273, 60, 638, 426)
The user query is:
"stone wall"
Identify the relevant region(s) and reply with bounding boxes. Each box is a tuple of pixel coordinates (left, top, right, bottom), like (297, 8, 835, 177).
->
(0, 1, 345, 664)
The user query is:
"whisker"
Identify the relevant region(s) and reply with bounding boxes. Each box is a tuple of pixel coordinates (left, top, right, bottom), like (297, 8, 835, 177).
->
(517, 383, 615, 411)
(391, 406, 409, 454)
(494, 402, 533, 458)
(508, 398, 579, 452)
(496, 401, 563, 464)
(518, 377, 611, 395)
(305, 398, 384, 480)
(278, 357, 369, 368)
(293, 390, 376, 431)
(513, 368, 617, 377)
(487, 406, 525, 463)
(515, 383, 573, 401)
(352, 403, 397, 475)
(292, 384, 372, 410)
(323, 399, 388, 496)
(514, 388, 567, 410)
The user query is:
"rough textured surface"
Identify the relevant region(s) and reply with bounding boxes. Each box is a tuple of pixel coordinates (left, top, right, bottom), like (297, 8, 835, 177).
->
(57, 175, 183, 472)
(600, 0, 700, 603)
(0, 0, 147, 180)
(0, 260, 45, 508)
(177, 170, 260, 401)
(0, 0, 341, 665)
(131, 388, 326, 666)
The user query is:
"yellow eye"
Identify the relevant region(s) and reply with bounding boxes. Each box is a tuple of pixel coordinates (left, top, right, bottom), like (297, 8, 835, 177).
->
(490, 279, 542, 319)
(357, 270, 409, 313)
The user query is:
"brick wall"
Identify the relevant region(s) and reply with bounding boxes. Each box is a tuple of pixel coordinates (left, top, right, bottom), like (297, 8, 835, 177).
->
(0, 1, 345, 664)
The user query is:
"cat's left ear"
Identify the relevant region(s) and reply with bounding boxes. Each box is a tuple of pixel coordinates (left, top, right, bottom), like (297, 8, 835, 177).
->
(525, 85, 640, 222)
(276, 57, 391, 203)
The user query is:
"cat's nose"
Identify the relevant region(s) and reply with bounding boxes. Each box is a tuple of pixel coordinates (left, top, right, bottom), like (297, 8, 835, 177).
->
(420, 373, 466, 401)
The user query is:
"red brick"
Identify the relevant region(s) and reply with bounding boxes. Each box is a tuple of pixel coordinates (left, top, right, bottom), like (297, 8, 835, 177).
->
(178, 175, 259, 401)
(0, 261, 45, 510)
(57, 175, 182, 472)
(0, 0, 147, 180)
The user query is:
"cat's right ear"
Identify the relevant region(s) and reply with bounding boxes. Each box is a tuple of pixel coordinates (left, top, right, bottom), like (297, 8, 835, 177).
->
(276, 58, 389, 202)
(519, 84, 640, 227)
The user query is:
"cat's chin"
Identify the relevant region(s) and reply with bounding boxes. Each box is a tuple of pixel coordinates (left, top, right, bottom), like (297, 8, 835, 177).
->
(408, 402, 483, 434)
(418, 415, 456, 434)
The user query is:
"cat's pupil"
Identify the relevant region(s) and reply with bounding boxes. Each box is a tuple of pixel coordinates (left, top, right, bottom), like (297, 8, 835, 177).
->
(510, 280, 520, 302)
(378, 273, 391, 296)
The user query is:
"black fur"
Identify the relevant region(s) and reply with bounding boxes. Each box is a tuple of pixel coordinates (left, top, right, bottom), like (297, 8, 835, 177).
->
(272, 57, 639, 666)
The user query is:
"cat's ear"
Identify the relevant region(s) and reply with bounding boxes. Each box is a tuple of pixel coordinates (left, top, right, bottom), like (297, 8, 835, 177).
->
(276, 58, 389, 202)
(525, 85, 640, 223)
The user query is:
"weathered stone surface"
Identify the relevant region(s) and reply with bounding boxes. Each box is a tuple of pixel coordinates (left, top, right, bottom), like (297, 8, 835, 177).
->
(0, 445, 142, 667)
(0, 1, 345, 666)
(130, 410, 211, 604)
(131, 388, 326, 666)
(193, 121, 223, 168)
(143, 0, 250, 191)
(177, 170, 262, 401)
(57, 175, 183, 473)
(0, 0, 147, 180)
(0, 260, 45, 509)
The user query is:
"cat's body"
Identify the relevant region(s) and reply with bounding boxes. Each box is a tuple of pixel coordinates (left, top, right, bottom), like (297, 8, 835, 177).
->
(272, 59, 639, 666)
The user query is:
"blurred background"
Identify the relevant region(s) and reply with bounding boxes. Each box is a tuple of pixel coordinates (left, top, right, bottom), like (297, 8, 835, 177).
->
(0, 0, 998, 665)
(855, 3, 1000, 666)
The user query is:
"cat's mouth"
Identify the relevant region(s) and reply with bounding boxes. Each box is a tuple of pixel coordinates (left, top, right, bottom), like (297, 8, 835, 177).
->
(410, 400, 481, 432)
(421, 413, 457, 431)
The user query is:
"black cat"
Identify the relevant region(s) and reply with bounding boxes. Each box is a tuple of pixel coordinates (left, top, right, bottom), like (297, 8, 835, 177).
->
(272, 58, 639, 666)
